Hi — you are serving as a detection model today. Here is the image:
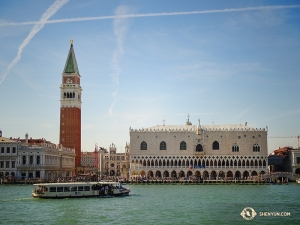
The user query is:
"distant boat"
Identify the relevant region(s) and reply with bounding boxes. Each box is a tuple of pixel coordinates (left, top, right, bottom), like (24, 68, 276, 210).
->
(32, 181, 130, 198)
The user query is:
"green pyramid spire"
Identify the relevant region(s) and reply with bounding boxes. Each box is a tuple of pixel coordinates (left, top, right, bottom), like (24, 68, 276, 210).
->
(63, 40, 79, 73)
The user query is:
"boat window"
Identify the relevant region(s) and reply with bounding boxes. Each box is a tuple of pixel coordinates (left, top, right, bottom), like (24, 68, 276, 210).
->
(78, 186, 83, 191)
(64, 187, 70, 192)
(57, 187, 63, 192)
(71, 186, 77, 192)
(50, 187, 56, 192)
(84, 186, 90, 191)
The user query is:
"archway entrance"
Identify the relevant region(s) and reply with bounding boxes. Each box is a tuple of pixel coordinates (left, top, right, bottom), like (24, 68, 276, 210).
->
(163, 171, 169, 178)
(187, 171, 193, 178)
(219, 171, 225, 179)
(179, 171, 185, 178)
(195, 171, 201, 179)
(251, 171, 258, 176)
(147, 170, 154, 178)
(171, 171, 177, 178)
(203, 171, 209, 180)
(211, 171, 217, 179)
(226, 171, 233, 178)
(140, 170, 146, 177)
(243, 171, 249, 179)
(155, 171, 162, 178)
(235, 171, 241, 179)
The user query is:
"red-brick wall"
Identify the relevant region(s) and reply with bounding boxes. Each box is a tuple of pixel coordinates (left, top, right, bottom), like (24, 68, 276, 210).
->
(59, 107, 81, 168)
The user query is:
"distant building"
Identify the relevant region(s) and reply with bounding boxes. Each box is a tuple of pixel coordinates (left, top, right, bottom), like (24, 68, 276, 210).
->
(79, 150, 98, 175)
(0, 133, 18, 178)
(268, 146, 290, 172)
(0, 131, 75, 180)
(17, 133, 76, 179)
(101, 143, 130, 180)
(289, 148, 300, 174)
(59, 40, 82, 169)
(269, 146, 300, 174)
(129, 118, 268, 180)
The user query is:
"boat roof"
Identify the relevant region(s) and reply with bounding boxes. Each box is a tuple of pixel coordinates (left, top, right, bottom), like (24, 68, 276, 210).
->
(33, 181, 121, 186)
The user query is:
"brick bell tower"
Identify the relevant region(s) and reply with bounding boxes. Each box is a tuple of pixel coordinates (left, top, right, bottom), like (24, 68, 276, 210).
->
(59, 40, 82, 169)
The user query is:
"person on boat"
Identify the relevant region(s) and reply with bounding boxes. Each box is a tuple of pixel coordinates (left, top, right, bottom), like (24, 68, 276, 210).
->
(105, 185, 108, 195)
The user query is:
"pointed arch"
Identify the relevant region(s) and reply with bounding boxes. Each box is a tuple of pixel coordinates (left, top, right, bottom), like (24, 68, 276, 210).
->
(196, 144, 203, 152)
(160, 141, 166, 150)
(140, 141, 147, 150)
(180, 141, 187, 150)
(212, 141, 219, 150)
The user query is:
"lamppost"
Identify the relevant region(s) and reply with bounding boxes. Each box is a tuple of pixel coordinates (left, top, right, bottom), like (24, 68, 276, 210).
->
(59, 146, 63, 178)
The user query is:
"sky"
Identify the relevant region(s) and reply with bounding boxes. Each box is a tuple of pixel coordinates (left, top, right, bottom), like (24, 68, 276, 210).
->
(0, 0, 299, 153)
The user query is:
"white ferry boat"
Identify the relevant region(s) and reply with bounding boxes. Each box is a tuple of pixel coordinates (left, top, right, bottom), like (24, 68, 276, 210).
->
(32, 181, 130, 198)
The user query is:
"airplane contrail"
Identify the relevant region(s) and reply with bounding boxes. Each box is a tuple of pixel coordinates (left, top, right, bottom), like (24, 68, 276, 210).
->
(0, 0, 69, 84)
(109, 6, 131, 120)
(0, 4, 299, 27)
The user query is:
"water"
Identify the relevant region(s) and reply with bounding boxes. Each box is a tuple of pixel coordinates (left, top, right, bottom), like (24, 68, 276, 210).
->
(0, 183, 299, 224)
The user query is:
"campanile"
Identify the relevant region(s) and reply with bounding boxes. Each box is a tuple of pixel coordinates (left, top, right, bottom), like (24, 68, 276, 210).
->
(59, 40, 82, 168)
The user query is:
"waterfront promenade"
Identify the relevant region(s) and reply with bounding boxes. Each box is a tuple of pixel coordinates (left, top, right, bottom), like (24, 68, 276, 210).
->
(1, 172, 299, 185)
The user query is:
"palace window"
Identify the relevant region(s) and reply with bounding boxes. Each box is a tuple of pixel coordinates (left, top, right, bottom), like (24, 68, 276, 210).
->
(29, 156, 33, 164)
(196, 144, 203, 152)
(1, 147, 4, 153)
(22, 156, 26, 164)
(6, 161, 10, 168)
(37, 156, 40, 164)
(12, 147, 16, 153)
(232, 144, 239, 152)
(7, 147, 10, 153)
(160, 141, 166, 150)
(253, 144, 260, 152)
(212, 141, 219, 150)
(180, 141, 187, 150)
(140, 141, 147, 150)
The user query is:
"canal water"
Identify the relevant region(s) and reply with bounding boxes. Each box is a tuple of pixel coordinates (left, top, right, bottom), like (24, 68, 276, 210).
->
(0, 183, 299, 225)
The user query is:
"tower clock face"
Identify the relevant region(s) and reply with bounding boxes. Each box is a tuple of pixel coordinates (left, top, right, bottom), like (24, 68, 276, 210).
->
(66, 77, 72, 83)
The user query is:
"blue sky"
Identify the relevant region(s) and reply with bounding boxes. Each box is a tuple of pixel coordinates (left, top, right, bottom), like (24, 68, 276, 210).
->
(0, 0, 299, 153)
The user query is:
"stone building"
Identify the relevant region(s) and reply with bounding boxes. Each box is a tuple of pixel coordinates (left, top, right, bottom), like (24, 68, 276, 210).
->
(79, 151, 98, 175)
(17, 133, 76, 180)
(101, 143, 130, 180)
(0, 131, 75, 180)
(129, 118, 268, 180)
(0, 132, 18, 178)
(288, 148, 300, 174)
